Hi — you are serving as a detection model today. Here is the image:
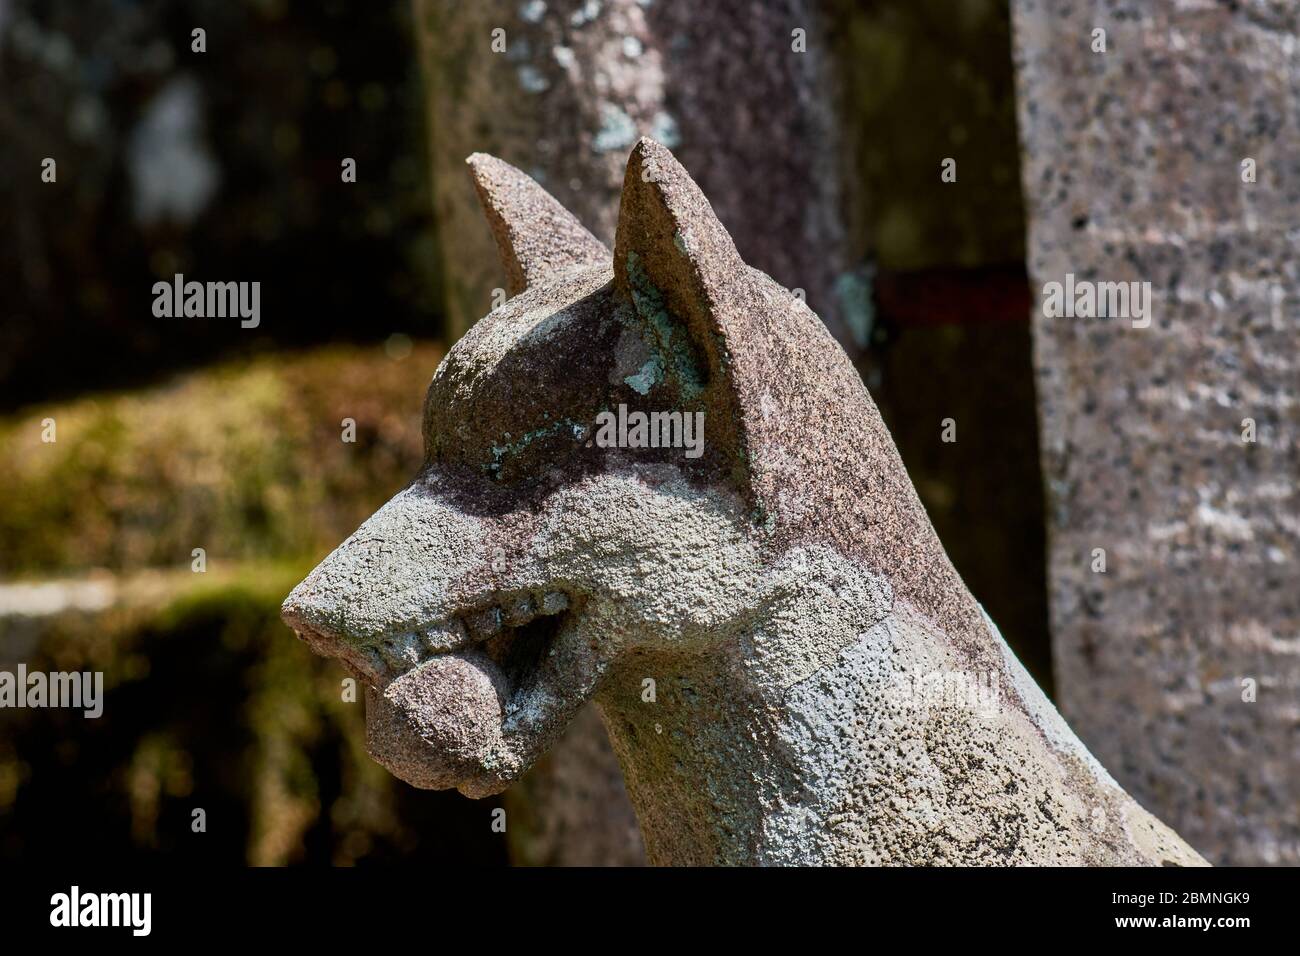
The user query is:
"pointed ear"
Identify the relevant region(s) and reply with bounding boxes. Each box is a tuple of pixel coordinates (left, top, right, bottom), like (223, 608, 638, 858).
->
(613, 138, 747, 342)
(613, 139, 758, 494)
(466, 153, 608, 296)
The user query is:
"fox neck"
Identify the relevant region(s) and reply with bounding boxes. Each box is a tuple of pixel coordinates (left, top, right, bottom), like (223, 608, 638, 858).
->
(591, 554, 951, 865)
(593, 552, 1197, 866)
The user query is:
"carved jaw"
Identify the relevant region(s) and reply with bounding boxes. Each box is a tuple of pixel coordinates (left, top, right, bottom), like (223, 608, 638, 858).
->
(279, 472, 622, 798)
(368, 585, 613, 798)
(287, 583, 576, 690)
(280, 456, 765, 799)
(284, 577, 612, 798)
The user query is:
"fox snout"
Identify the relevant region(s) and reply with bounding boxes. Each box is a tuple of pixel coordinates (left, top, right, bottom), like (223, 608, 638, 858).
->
(283, 556, 518, 793)
(279, 475, 602, 795)
(280, 551, 575, 691)
(279, 479, 500, 679)
(279, 586, 389, 686)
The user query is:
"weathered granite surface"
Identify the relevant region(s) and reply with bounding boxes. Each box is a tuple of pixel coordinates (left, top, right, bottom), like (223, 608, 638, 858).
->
(283, 140, 1207, 865)
(415, 0, 861, 864)
(1012, 0, 1300, 864)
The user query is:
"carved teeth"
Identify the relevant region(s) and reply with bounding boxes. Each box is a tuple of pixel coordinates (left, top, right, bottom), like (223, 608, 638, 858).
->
(503, 594, 536, 626)
(466, 606, 504, 640)
(540, 591, 569, 615)
(487, 591, 569, 631)
(377, 631, 424, 669)
(422, 617, 471, 654)
(358, 591, 573, 679)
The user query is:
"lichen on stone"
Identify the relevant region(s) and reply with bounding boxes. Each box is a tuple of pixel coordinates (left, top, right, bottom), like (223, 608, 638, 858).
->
(623, 251, 705, 401)
(592, 103, 638, 153)
(517, 64, 549, 93)
(623, 357, 662, 395)
(650, 111, 681, 149)
(487, 418, 582, 478)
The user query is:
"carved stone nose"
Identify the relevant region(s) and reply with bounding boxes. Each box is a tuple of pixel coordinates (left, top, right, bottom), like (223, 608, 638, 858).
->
(280, 582, 389, 685)
(280, 590, 315, 635)
(281, 585, 346, 656)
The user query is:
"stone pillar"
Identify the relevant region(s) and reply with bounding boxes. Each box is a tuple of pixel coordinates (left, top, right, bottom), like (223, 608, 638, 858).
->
(1012, 0, 1300, 864)
(414, 0, 864, 346)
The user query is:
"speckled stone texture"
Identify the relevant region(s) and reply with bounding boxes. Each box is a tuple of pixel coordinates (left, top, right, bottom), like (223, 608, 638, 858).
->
(1012, 0, 1300, 864)
(416, 0, 860, 346)
(416, 0, 858, 865)
(284, 140, 1207, 865)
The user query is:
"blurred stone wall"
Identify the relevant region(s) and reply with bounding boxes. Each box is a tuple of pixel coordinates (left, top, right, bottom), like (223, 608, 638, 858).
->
(417, 0, 864, 347)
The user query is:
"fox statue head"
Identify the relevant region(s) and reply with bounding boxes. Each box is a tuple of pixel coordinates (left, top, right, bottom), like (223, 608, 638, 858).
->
(280, 139, 1205, 866)
(281, 137, 957, 796)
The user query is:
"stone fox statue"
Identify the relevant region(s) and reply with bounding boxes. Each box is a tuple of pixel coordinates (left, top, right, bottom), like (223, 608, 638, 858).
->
(282, 139, 1206, 866)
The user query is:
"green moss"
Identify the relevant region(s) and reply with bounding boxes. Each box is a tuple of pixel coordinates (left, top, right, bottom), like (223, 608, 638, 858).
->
(0, 561, 505, 865)
(0, 341, 513, 865)
(151, 560, 312, 633)
(0, 343, 442, 577)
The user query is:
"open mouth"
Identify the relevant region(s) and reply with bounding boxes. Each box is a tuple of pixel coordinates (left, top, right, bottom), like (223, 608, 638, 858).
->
(288, 587, 576, 694)
(283, 585, 590, 793)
